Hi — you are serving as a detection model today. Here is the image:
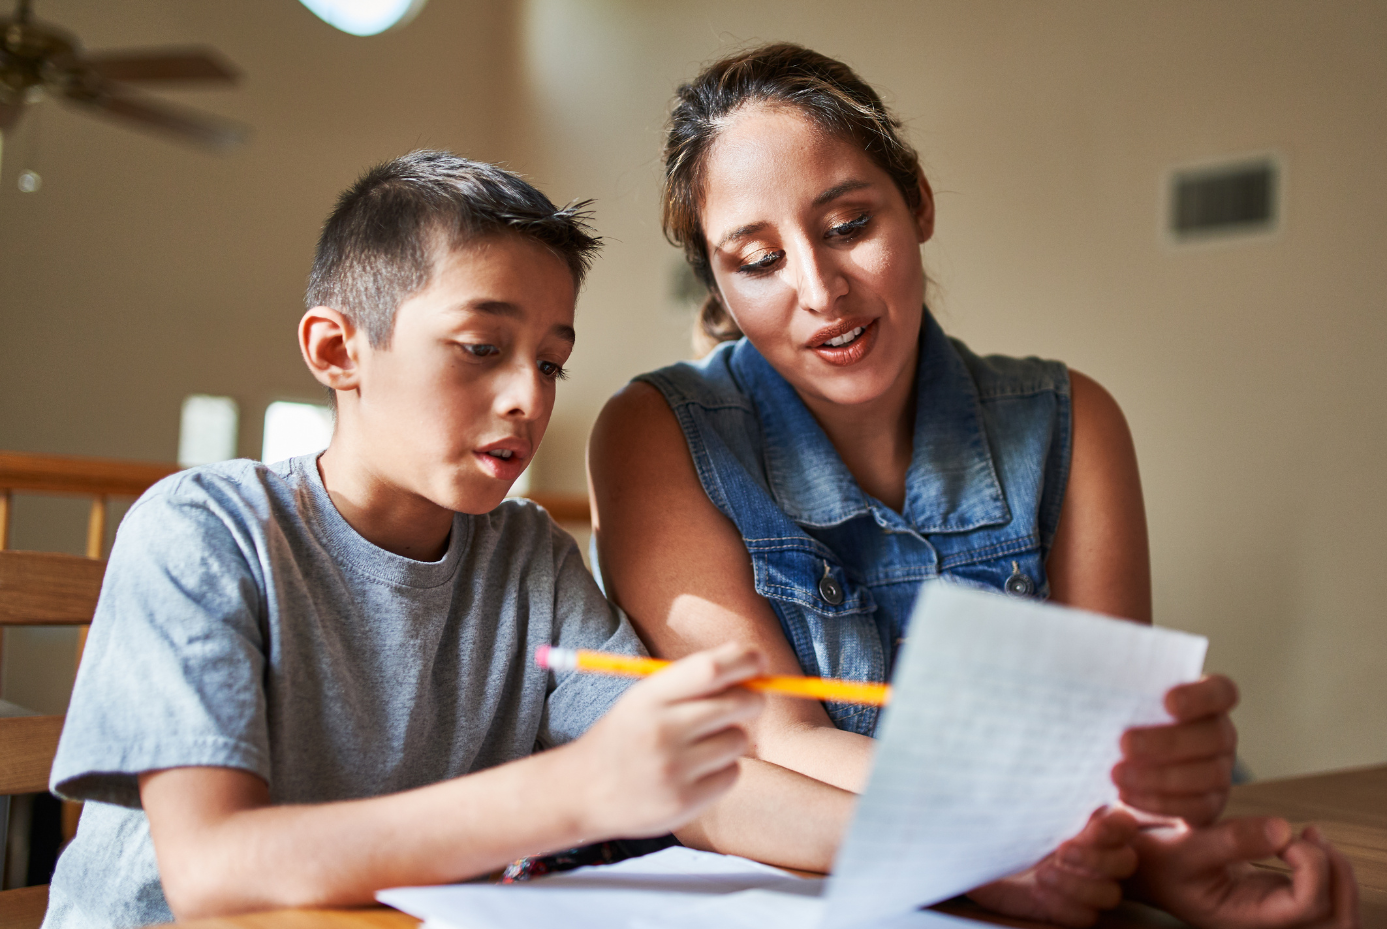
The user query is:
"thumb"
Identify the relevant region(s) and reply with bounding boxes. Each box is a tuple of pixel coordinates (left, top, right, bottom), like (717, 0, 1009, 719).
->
(1180, 817, 1294, 871)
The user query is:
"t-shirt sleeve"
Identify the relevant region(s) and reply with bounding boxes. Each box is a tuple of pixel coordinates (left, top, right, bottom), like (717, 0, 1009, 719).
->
(537, 524, 646, 749)
(50, 478, 271, 808)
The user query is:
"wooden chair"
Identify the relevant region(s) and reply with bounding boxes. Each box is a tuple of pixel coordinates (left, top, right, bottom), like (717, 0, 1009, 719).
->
(0, 452, 176, 928)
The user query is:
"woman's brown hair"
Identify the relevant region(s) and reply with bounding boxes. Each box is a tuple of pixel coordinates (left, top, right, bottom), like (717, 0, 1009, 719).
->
(662, 43, 924, 352)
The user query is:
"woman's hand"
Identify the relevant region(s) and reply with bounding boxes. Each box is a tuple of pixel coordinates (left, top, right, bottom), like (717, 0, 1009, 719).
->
(1128, 817, 1359, 929)
(567, 642, 766, 840)
(967, 807, 1140, 927)
(1113, 674, 1239, 825)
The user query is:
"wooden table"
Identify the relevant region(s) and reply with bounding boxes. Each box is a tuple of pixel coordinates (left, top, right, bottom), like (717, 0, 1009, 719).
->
(171, 765, 1387, 929)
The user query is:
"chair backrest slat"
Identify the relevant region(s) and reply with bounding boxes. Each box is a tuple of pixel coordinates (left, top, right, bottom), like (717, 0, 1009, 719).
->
(0, 552, 106, 625)
(0, 715, 65, 794)
(0, 451, 177, 498)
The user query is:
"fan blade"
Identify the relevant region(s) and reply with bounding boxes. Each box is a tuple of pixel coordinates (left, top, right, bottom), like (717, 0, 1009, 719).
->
(81, 47, 239, 84)
(63, 85, 247, 150)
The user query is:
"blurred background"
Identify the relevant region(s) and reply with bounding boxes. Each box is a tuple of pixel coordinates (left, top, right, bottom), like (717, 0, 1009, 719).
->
(1, 0, 1383, 788)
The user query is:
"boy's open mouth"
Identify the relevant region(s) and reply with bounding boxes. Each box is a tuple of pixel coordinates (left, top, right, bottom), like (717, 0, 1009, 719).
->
(475, 440, 530, 482)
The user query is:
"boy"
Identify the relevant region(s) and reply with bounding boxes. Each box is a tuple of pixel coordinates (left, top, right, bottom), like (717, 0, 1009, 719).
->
(42, 151, 765, 928)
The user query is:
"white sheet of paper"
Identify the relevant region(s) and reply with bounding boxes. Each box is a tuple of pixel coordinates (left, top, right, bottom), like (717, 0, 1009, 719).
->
(823, 583, 1208, 929)
(377, 846, 808, 929)
(634, 887, 978, 929)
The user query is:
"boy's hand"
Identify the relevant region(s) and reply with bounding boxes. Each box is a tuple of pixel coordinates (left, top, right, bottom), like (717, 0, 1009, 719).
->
(1129, 817, 1359, 929)
(967, 807, 1140, 927)
(569, 643, 766, 840)
(1113, 674, 1239, 825)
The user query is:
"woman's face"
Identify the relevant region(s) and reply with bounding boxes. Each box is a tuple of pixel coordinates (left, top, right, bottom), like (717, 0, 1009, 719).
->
(699, 104, 934, 410)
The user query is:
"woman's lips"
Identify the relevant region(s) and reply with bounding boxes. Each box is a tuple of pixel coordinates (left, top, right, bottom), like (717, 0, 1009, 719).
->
(810, 318, 878, 367)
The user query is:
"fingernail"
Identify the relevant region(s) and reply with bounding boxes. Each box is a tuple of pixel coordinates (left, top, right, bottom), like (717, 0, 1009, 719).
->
(1266, 818, 1292, 847)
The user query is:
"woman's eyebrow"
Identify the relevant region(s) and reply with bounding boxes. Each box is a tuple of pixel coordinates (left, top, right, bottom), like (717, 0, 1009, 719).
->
(813, 179, 871, 207)
(713, 180, 875, 250)
(714, 221, 767, 251)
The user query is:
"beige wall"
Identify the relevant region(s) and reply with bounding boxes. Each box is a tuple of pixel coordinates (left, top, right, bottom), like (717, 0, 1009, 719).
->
(2, 0, 1384, 778)
(518, 0, 1387, 779)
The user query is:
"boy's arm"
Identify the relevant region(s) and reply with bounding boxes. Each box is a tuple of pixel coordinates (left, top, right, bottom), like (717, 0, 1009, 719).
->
(142, 645, 764, 919)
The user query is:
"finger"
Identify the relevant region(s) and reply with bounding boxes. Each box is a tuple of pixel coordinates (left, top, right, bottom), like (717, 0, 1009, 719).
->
(1054, 841, 1138, 881)
(638, 644, 766, 703)
(666, 688, 765, 742)
(1116, 789, 1226, 825)
(677, 727, 751, 783)
(1280, 834, 1334, 925)
(1112, 755, 1234, 796)
(1037, 863, 1123, 910)
(1079, 806, 1141, 847)
(1164, 674, 1239, 721)
(1121, 714, 1237, 763)
(1176, 816, 1294, 871)
(1304, 827, 1361, 929)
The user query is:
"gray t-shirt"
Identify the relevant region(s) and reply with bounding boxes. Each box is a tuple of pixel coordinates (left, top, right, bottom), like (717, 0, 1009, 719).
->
(43, 455, 641, 929)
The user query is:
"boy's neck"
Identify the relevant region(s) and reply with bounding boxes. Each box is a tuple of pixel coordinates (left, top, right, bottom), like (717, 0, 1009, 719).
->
(316, 443, 455, 562)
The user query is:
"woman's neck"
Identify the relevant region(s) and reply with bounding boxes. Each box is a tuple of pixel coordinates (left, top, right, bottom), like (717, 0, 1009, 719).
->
(799, 357, 917, 513)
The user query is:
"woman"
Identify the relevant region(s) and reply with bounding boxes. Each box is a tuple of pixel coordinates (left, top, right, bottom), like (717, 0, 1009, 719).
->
(589, 44, 1355, 928)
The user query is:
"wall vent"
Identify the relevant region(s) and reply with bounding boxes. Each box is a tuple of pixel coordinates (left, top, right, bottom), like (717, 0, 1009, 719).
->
(1170, 159, 1277, 239)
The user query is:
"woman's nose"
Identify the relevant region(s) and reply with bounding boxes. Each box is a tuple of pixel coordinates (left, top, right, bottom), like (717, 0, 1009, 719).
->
(791, 244, 848, 313)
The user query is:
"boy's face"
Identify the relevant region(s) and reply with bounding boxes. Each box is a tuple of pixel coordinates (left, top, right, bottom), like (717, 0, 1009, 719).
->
(344, 235, 576, 515)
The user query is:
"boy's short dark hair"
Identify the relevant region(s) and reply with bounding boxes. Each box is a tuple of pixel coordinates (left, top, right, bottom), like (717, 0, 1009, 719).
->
(306, 150, 601, 348)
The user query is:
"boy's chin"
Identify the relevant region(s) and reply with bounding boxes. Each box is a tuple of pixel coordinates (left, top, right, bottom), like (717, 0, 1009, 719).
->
(433, 478, 518, 515)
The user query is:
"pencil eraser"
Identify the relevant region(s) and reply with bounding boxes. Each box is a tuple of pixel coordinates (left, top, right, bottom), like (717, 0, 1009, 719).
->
(534, 645, 552, 669)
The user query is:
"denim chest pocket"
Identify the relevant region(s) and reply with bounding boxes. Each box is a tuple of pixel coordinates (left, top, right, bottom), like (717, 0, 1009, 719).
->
(931, 535, 1050, 600)
(747, 540, 884, 735)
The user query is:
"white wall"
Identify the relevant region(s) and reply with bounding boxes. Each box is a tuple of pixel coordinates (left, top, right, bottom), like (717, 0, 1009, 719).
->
(516, 0, 1387, 779)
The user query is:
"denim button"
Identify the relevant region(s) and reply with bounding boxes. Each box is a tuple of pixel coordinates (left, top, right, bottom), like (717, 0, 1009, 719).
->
(817, 575, 844, 605)
(1004, 565, 1034, 597)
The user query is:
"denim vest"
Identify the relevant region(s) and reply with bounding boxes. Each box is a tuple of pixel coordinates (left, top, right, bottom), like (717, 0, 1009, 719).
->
(634, 310, 1071, 736)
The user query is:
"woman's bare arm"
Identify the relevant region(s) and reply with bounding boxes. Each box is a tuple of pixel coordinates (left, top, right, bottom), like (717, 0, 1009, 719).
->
(1046, 370, 1152, 623)
(1048, 371, 1237, 825)
(589, 381, 876, 793)
(589, 382, 869, 870)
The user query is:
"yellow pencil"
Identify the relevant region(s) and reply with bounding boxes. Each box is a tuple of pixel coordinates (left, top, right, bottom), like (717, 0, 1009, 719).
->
(535, 646, 891, 706)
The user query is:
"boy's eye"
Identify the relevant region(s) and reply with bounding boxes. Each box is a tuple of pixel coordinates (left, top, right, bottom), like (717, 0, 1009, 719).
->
(462, 343, 499, 358)
(737, 250, 783, 274)
(538, 361, 568, 380)
(827, 213, 871, 240)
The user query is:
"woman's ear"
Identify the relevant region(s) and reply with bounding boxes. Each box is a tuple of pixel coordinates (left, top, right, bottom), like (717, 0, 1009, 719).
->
(299, 307, 362, 395)
(913, 166, 936, 244)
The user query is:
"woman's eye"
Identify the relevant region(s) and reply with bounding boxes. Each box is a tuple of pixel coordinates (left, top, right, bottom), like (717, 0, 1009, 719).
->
(462, 343, 499, 358)
(828, 213, 871, 240)
(538, 361, 569, 380)
(737, 250, 783, 274)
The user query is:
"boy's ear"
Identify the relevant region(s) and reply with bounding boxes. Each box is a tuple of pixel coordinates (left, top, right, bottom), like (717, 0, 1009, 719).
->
(299, 307, 363, 394)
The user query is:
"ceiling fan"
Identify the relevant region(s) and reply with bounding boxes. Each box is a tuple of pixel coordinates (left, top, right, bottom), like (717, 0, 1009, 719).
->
(0, 0, 247, 151)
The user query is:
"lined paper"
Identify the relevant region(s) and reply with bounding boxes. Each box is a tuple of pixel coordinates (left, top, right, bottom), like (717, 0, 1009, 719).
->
(822, 582, 1207, 928)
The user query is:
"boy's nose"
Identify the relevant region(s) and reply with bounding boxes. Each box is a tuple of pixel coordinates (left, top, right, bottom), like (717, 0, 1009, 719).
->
(497, 366, 546, 420)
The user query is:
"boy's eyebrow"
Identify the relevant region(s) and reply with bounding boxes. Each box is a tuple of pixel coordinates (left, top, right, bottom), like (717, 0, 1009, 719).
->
(463, 300, 575, 344)
(713, 180, 873, 250)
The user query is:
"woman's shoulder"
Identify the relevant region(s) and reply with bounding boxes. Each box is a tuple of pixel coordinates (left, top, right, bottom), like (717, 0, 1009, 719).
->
(945, 334, 1071, 402)
(630, 339, 755, 413)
